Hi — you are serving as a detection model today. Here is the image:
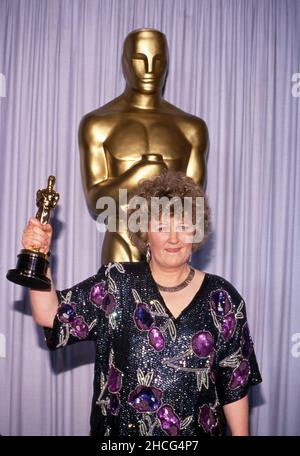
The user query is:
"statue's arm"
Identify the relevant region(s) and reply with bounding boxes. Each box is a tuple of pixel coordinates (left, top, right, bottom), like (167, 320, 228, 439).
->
(50, 194, 59, 208)
(79, 116, 167, 215)
(36, 189, 42, 203)
(185, 119, 209, 188)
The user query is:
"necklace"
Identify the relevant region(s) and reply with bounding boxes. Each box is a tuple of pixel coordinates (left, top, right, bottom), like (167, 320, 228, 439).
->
(154, 267, 195, 292)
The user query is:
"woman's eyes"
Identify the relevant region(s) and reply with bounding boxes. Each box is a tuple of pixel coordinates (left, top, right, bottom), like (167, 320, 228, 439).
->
(180, 225, 189, 231)
(156, 225, 190, 232)
(175, 224, 191, 231)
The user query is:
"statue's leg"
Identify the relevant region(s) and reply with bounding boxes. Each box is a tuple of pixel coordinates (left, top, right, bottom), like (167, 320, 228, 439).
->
(101, 230, 142, 264)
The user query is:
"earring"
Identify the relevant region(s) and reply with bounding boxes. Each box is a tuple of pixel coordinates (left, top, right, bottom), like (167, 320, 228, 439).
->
(146, 243, 151, 263)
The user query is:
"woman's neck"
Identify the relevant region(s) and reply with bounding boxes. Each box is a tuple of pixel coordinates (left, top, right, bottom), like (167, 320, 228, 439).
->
(149, 260, 190, 287)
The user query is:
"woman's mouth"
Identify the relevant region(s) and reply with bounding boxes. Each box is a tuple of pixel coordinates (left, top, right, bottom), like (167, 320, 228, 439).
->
(165, 248, 182, 253)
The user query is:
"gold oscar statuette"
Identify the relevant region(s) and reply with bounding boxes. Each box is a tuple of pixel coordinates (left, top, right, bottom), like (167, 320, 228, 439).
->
(79, 28, 208, 263)
(7, 175, 59, 290)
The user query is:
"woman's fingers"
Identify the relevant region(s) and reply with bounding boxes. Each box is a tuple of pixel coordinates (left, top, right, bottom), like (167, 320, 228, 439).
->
(22, 233, 48, 251)
(42, 223, 52, 235)
(28, 218, 52, 234)
(22, 217, 52, 252)
(28, 217, 42, 227)
(23, 226, 48, 241)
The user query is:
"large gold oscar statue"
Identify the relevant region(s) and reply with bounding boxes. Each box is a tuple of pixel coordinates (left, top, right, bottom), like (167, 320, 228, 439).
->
(79, 28, 208, 263)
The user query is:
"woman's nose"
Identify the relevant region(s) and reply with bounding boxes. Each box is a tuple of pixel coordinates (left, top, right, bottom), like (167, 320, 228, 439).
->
(167, 228, 179, 243)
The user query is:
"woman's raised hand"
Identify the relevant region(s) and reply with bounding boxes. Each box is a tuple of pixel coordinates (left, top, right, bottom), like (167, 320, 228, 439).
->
(21, 217, 52, 254)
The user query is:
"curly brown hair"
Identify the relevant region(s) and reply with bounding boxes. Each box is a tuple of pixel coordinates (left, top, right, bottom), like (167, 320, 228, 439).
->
(127, 170, 211, 254)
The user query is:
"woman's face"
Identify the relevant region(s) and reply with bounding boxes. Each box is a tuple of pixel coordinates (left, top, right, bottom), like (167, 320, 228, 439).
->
(148, 213, 194, 268)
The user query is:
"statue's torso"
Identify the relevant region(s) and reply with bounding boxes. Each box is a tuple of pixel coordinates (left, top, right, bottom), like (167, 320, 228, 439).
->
(84, 97, 207, 179)
(103, 112, 192, 176)
(80, 100, 208, 262)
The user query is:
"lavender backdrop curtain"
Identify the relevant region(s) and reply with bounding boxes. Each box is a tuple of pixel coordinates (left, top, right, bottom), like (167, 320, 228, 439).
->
(1, 0, 299, 436)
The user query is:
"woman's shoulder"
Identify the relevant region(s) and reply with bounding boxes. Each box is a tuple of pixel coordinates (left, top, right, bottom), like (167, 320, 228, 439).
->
(202, 271, 245, 303)
(99, 261, 148, 277)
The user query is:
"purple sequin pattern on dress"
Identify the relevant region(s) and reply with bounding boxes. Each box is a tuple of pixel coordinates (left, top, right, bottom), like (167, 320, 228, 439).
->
(157, 404, 181, 436)
(133, 302, 155, 331)
(241, 323, 254, 358)
(221, 312, 237, 341)
(101, 292, 117, 316)
(192, 331, 214, 358)
(198, 404, 218, 433)
(229, 359, 250, 390)
(70, 316, 89, 339)
(210, 290, 232, 316)
(90, 281, 106, 308)
(57, 303, 76, 323)
(148, 326, 165, 351)
(128, 385, 162, 412)
(108, 365, 122, 393)
(110, 392, 121, 415)
(47, 263, 262, 436)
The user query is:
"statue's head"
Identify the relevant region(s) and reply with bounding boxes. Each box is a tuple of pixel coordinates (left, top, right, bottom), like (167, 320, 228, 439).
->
(122, 28, 168, 94)
(48, 175, 55, 190)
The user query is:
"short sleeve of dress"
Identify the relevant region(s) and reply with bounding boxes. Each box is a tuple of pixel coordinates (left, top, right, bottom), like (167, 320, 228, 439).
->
(44, 264, 107, 350)
(214, 284, 262, 406)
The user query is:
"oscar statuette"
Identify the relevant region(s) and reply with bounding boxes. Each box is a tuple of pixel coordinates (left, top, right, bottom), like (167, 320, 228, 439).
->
(6, 175, 59, 290)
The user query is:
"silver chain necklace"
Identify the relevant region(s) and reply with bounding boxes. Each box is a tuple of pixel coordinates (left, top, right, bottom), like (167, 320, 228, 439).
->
(154, 267, 195, 292)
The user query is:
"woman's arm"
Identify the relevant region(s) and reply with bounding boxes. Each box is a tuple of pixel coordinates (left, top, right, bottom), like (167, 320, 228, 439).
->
(22, 217, 58, 328)
(223, 395, 250, 436)
(29, 267, 58, 328)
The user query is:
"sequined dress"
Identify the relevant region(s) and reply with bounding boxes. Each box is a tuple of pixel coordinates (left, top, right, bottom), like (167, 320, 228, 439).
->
(44, 261, 262, 436)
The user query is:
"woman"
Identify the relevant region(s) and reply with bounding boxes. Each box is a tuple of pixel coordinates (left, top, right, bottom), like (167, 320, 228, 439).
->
(23, 171, 262, 436)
